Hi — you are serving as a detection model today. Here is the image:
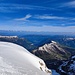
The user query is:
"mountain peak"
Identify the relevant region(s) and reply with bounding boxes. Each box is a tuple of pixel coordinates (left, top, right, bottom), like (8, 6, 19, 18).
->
(51, 41, 57, 44)
(32, 41, 70, 60)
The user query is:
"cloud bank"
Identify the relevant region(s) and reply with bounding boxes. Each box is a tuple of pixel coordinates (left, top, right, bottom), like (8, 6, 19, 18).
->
(0, 25, 75, 32)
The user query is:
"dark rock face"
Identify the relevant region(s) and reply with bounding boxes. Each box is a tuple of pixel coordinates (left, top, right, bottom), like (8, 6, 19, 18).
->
(58, 56, 75, 75)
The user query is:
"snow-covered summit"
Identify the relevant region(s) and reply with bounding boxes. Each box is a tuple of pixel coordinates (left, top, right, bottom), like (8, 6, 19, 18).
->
(0, 42, 51, 75)
(0, 36, 18, 38)
(51, 41, 57, 44)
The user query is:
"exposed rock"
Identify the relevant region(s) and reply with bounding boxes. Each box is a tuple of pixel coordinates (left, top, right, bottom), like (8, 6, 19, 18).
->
(32, 41, 70, 61)
(58, 56, 75, 75)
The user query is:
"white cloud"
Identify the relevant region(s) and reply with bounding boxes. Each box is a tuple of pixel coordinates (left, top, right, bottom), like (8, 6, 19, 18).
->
(35, 15, 67, 20)
(19, 26, 75, 32)
(0, 3, 56, 13)
(63, 1, 75, 8)
(71, 18, 75, 20)
(34, 15, 75, 21)
(1, 24, 75, 32)
(15, 14, 32, 21)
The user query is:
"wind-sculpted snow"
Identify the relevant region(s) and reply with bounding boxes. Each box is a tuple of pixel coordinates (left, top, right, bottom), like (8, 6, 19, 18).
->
(0, 42, 51, 75)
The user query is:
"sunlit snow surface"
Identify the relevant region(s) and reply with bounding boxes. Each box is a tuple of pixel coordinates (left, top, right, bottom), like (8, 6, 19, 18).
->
(0, 42, 51, 75)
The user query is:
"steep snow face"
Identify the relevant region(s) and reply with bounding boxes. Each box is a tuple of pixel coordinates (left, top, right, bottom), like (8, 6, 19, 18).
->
(0, 42, 51, 75)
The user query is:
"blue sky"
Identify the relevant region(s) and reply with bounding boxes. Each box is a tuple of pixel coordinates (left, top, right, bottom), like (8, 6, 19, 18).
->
(0, 0, 75, 32)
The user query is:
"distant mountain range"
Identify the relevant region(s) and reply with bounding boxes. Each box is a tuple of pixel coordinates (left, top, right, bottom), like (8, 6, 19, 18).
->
(39, 37, 75, 48)
(21, 35, 75, 49)
(0, 30, 75, 36)
(0, 30, 75, 49)
(0, 36, 36, 51)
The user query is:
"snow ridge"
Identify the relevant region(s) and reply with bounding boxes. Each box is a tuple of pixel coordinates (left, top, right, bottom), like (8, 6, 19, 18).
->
(0, 42, 51, 75)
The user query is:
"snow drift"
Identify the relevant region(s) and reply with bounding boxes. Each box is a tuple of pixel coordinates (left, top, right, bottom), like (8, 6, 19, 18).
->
(0, 42, 51, 75)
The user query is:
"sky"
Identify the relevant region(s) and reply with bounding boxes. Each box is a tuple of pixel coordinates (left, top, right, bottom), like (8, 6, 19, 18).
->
(0, 0, 75, 32)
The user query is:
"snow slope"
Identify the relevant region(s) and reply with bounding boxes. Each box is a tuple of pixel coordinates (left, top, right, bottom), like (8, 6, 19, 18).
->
(0, 42, 52, 75)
